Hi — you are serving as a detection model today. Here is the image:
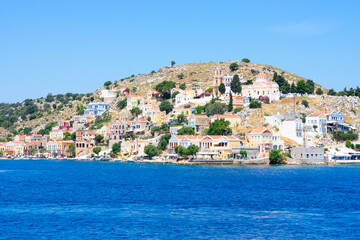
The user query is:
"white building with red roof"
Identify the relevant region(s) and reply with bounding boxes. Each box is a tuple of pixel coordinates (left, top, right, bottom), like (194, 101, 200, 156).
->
(242, 72, 280, 102)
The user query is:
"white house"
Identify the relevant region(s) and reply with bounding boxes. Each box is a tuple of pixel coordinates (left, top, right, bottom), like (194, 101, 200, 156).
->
(279, 118, 304, 145)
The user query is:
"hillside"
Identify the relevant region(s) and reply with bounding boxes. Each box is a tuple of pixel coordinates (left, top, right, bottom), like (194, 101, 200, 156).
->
(0, 60, 359, 140)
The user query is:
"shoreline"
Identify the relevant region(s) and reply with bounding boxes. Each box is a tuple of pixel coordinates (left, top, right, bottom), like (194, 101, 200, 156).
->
(1, 157, 358, 165)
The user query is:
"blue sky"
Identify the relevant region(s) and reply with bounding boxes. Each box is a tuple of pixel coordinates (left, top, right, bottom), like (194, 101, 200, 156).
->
(0, 0, 359, 103)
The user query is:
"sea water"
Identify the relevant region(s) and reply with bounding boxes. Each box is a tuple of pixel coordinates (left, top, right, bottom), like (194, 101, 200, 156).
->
(0, 160, 359, 239)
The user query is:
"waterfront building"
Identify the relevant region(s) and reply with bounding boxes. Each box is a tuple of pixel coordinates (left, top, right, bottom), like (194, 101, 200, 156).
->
(75, 130, 96, 156)
(199, 135, 241, 158)
(24, 141, 45, 155)
(5, 141, 25, 155)
(109, 120, 131, 141)
(246, 128, 273, 156)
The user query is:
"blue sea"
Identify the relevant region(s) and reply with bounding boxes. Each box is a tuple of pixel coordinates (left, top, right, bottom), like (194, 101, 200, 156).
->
(0, 160, 359, 239)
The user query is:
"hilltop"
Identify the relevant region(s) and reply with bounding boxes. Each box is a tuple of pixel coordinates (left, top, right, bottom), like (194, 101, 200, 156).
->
(1, 60, 359, 141)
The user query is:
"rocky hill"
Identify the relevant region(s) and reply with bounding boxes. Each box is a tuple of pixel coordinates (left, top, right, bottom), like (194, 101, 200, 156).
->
(1, 60, 359, 140)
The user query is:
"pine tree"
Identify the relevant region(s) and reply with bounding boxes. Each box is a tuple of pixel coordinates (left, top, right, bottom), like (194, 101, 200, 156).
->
(290, 82, 296, 93)
(219, 83, 226, 95)
(228, 92, 233, 112)
(230, 74, 242, 94)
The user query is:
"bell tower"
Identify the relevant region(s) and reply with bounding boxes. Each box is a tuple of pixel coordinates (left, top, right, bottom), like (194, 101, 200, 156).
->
(213, 64, 223, 96)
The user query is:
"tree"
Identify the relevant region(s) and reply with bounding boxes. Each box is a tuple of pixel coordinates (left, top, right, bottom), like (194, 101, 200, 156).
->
(67, 144, 76, 156)
(239, 150, 247, 158)
(345, 140, 352, 148)
(76, 104, 86, 115)
(249, 100, 261, 108)
(177, 126, 195, 135)
(104, 81, 112, 88)
(95, 135, 104, 144)
(29, 148, 37, 155)
(159, 100, 173, 114)
(171, 61, 175, 67)
(296, 80, 309, 94)
(177, 114, 187, 124)
(195, 105, 205, 114)
(155, 81, 176, 99)
(229, 63, 239, 71)
(228, 92, 233, 112)
(112, 142, 121, 154)
(187, 144, 200, 157)
(206, 118, 232, 135)
(205, 102, 227, 116)
(316, 88, 324, 95)
(306, 80, 315, 94)
(144, 145, 159, 160)
(242, 58, 250, 63)
(175, 145, 187, 158)
(45, 94, 54, 102)
(302, 100, 309, 108)
(328, 89, 337, 96)
(157, 134, 171, 151)
(23, 127, 32, 135)
(290, 82, 296, 93)
(93, 147, 101, 155)
(230, 74, 242, 94)
(130, 107, 142, 117)
(269, 149, 283, 164)
(171, 91, 180, 99)
(117, 99, 127, 109)
(280, 81, 290, 94)
(179, 83, 186, 90)
(219, 83, 226, 95)
(63, 132, 72, 140)
(177, 73, 184, 79)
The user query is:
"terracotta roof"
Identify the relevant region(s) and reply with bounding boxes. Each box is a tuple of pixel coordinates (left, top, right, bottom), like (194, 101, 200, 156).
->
(308, 110, 334, 117)
(193, 115, 208, 118)
(284, 119, 297, 122)
(26, 141, 43, 146)
(250, 128, 271, 134)
(174, 135, 200, 140)
(257, 72, 267, 77)
(213, 114, 240, 118)
(33, 134, 42, 137)
(150, 89, 160, 94)
(17, 135, 26, 139)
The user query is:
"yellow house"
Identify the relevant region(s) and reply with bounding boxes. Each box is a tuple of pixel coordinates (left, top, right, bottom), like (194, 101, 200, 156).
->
(199, 135, 241, 158)
(246, 128, 273, 156)
(174, 107, 196, 118)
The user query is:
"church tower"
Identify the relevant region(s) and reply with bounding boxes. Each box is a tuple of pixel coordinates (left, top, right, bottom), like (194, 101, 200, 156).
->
(213, 64, 223, 96)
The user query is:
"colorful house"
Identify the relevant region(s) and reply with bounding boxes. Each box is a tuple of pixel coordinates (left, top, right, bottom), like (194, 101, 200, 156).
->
(127, 94, 144, 110)
(199, 135, 241, 158)
(246, 128, 273, 156)
(84, 102, 109, 116)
